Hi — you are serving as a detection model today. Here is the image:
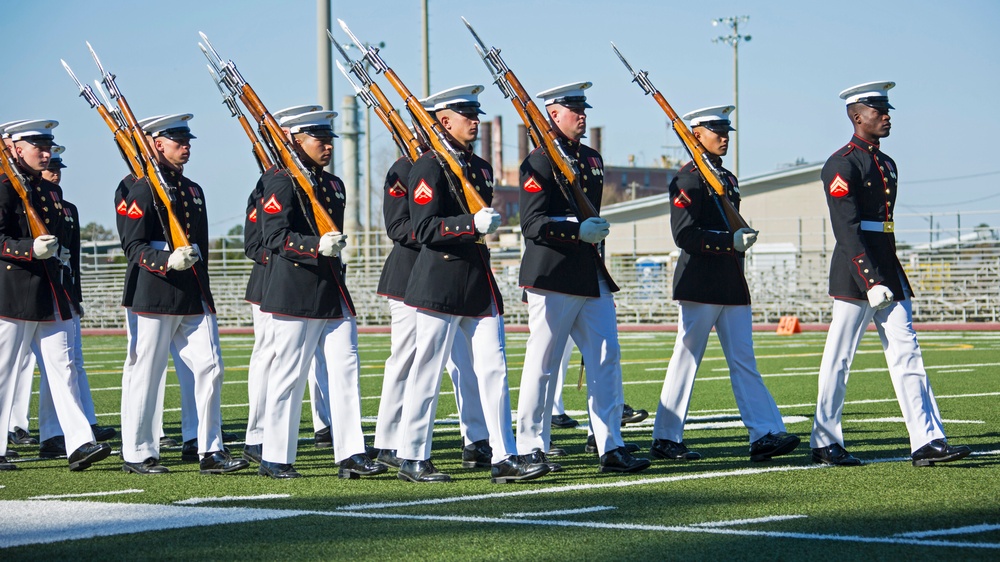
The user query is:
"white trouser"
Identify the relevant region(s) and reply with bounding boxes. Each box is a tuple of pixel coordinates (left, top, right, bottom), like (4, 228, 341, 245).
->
(374, 299, 489, 451)
(398, 308, 516, 463)
(10, 338, 35, 433)
(653, 302, 786, 444)
(518, 279, 625, 456)
(308, 352, 332, 433)
(447, 331, 489, 444)
(0, 316, 94, 457)
(245, 304, 273, 445)
(37, 312, 99, 439)
(552, 338, 574, 416)
(121, 309, 224, 463)
(124, 308, 198, 443)
(263, 306, 364, 464)
(811, 297, 946, 452)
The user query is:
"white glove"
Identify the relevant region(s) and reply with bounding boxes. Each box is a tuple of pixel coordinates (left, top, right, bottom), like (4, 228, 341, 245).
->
(734, 228, 759, 252)
(167, 246, 199, 271)
(57, 246, 72, 263)
(32, 235, 58, 259)
(319, 232, 348, 257)
(474, 207, 501, 235)
(579, 217, 610, 244)
(866, 285, 894, 310)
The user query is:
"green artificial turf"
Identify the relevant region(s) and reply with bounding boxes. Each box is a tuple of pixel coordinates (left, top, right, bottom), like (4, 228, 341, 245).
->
(1, 330, 998, 560)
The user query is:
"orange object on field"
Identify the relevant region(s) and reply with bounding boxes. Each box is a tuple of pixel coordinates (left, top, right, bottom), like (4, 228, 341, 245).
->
(776, 316, 801, 335)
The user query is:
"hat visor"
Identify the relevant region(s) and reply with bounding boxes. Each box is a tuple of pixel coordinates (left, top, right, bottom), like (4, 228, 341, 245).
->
(50, 162, 67, 169)
(301, 130, 339, 140)
(162, 133, 196, 141)
(862, 101, 894, 110)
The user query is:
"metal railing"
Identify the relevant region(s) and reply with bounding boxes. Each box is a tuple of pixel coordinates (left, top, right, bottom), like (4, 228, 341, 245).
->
(79, 210, 1000, 328)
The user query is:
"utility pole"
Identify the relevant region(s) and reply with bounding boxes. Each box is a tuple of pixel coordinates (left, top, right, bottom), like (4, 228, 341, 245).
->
(318, 0, 333, 172)
(712, 15, 750, 176)
(422, 0, 430, 96)
(340, 95, 361, 257)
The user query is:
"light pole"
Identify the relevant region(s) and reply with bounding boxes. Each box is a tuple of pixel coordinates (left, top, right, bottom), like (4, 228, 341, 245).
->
(712, 15, 750, 176)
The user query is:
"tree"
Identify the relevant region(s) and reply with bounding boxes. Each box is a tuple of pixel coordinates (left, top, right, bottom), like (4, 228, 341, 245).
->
(81, 221, 115, 241)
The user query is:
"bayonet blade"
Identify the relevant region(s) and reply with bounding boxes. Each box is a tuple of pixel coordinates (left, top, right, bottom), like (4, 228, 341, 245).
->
(207, 65, 226, 95)
(337, 19, 365, 52)
(327, 30, 353, 63)
(94, 80, 113, 108)
(86, 41, 107, 77)
(461, 17, 489, 52)
(198, 32, 225, 67)
(335, 60, 363, 95)
(611, 42, 637, 77)
(61, 60, 85, 90)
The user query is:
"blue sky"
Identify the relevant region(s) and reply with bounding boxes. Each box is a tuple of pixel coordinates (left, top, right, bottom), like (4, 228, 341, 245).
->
(4, 0, 999, 241)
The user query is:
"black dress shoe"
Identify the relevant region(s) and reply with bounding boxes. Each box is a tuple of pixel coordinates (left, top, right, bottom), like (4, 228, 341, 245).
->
(222, 431, 238, 443)
(314, 427, 333, 449)
(599, 447, 652, 474)
(398, 459, 451, 483)
(650, 438, 701, 460)
(462, 439, 493, 469)
(39, 436, 67, 459)
(9, 427, 38, 446)
(0, 456, 19, 471)
(242, 444, 263, 464)
(91, 425, 117, 442)
(376, 448, 402, 468)
(200, 451, 250, 474)
(124, 457, 170, 474)
(551, 413, 579, 429)
(621, 404, 649, 426)
(586, 435, 641, 455)
(547, 442, 568, 457)
(259, 460, 301, 479)
(4, 450, 19, 460)
(811, 443, 862, 466)
(160, 436, 179, 448)
(338, 453, 388, 479)
(911, 439, 972, 467)
(749, 432, 800, 462)
(67, 443, 111, 471)
(528, 449, 564, 473)
(491, 455, 550, 484)
(181, 439, 199, 462)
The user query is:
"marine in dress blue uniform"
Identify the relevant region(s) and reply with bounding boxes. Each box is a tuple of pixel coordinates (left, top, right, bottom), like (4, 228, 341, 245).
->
(119, 114, 246, 475)
(515, 82, 649, 474)
(0, 120, 110, 471)
(650, 106, 800, 463)
(395, 85, 549, 484)
(256, 109, 385, 479)
(810, 82, 971, 467)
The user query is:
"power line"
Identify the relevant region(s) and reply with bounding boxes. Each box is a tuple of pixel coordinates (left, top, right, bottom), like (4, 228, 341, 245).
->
(906, 170, 1000, 184)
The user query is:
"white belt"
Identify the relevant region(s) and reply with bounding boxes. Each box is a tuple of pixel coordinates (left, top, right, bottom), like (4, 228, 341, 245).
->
(150, 240, 202, 256)
(860, 220, 894, 233)
(550, 216, 580, 223)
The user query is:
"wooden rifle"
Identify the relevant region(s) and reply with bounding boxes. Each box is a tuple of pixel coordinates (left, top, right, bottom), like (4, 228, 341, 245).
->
(204, 64, 273, 174)
(199, 31, 341, 235)
(463, 17, 598, 221)
(61, 59, 144, 178)
(0, 140, 49, 238)
(337, 18, 487, 215)
(329, 31, 424, 163)
(82, 42, 193, 250)
(611, 42, 750, 232)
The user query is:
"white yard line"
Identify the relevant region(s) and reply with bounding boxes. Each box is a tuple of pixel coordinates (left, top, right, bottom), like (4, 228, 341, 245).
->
(894, 523, 1000, 538)
(690, 514, 808, 527)
(30, 489, 143, 500)
(502, 506, 616, 518)
(174, 494, 291, 505)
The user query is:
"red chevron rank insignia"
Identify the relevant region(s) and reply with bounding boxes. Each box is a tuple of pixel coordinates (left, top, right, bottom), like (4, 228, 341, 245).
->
(248, 208, 257, 223)
(127, 202, 143, 219)
(263, 194, 282, 214)
(388, 180, 407, 198)
(523, 175, 542, 193)
(116, 199, 128, 215)
(829, 174, 849, 198)
(673, 190, 691, 208)
(413, 180, 433, 205)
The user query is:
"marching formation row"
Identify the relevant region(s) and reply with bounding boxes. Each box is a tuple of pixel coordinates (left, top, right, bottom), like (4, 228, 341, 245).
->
(0, 22, 971, 480)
